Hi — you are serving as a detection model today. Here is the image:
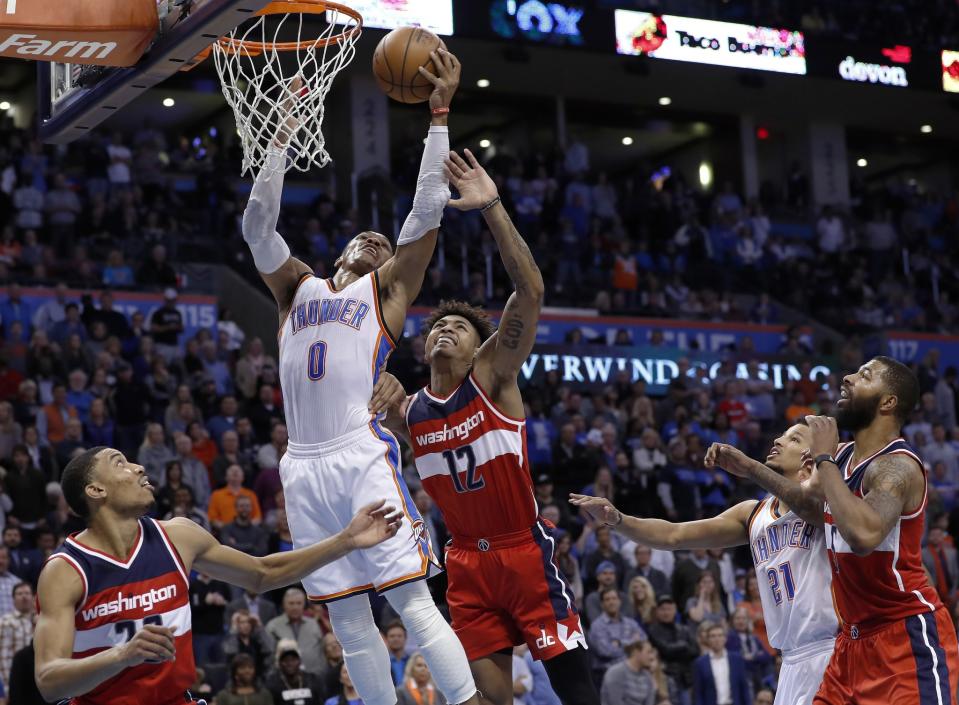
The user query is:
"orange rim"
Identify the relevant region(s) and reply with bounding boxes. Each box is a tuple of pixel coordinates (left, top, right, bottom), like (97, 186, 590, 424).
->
(227, 0, 361, 52)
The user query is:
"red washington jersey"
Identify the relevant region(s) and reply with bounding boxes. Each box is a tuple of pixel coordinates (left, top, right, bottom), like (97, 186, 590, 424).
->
(407, 372, 536, 540)
(824, 439, 941, 630)
(41, 518, 194, 705)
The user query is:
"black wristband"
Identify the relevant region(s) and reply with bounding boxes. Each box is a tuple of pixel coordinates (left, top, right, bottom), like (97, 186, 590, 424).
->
(481, 195, 501, 212)
(814, 454, 837, 467)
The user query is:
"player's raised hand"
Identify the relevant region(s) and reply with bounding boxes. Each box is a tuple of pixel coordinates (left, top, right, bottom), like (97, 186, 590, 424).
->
(704, 443, 752, 478)
(445, 149, 498, 211)
(117, 624, 176, 667)
(418, 48, 460, 112)
(343, 500, 403, 550)
(273, 75, 304, 148)
(368, 372, 408, 416)
(804, 415, 839, 459)
(569, 494, 624, 527)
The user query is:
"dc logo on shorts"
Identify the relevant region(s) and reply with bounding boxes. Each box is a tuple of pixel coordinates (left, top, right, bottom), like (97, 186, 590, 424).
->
(535, 628, 556, 650)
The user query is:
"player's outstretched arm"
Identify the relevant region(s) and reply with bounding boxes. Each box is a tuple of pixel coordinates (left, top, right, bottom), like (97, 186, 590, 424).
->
(705, 442, 825, 527)
(165, 500, 402, 593)
(446, 149, 545, 392)
(804, 415, 922, 555)
(368, 372, 412, 444)
(34, 559, 176, 700)
(378, 50, 460, 334)
(569, 494, 753, 549)
(242, 76, 313, 321)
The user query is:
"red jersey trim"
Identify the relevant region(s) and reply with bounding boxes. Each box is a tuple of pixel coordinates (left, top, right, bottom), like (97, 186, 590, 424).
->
(842, 439, 907, 480)
(422, 377, 466, 404)
(468, 372, 526, 426)
(152, 519, 190, 587)
(66, 524, 144, 568)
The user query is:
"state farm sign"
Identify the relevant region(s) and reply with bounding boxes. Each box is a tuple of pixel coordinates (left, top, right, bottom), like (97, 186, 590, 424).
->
(614, 11, 806, 75)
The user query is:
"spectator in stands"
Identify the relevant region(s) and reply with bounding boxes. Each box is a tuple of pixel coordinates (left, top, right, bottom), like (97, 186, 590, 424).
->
(0, 549, 21, 616)
(384, 620, 410, 686)
(925, 424, 959, 482)
(102, 249, 135, 287)
(646, 595, 697, 694)
(257, 422, 288, 473)
(3, 527, 40, 587)
(223, 610, 275, 681)
(21, 426, 56, 482)
(165, 485, 210, 531)
(48, 304, 85, 347)
(552, 422, 596, 492)
(210, 465, 262, 528)
(267, 588, 325, 678)
(111, 361, 149, 457)
(86, 291, 131, 339)
(588, 587, 646, 679)
(923, 524, 958, 608)
(173, 431, 211, 508)
(201, 340, 233, 396)
(553, 531, 584, 606)
(187, 421, 218, 472)
(936, 367, 958, 432)
(0, 286, 30, 344)
(83, 398, 114, 448)
(737, 575, 772, 655)
(31, 283, 68, 334)
(931, 461, 959, 512)
(190, 572, 230, 667)
(150, 288, 184, 361)
(396, 652, 446, 705)
(623, 544, 670, 598)
(267, 638, 326, 705)
(583, 527, 627, 593)
(672, 549, 722, 611)
(693, 622, 750, 705)
(585, 561, 626, 622)
(5, 446, 46, 528)
(0, 581, 34, 688)
(38, 384, 77, 445)
(600, 638, 657, 705)
(623, 575, 657, 628)
(249, 383, 284, 444)
(235, 338, 276, 401)
(207, 395, 239, 449)
(325, 661, 364, 705)
(212, 429, 253, 486)
(0, 402, 21, 462)
(816, 205, 846, 253)
(753, 688, 774, 705)
(215, 653, 273, 705)
(685, 571, 728, 627)
(220, 495, 268, 557)
(137, 423, 174, 486)
(726, 607, 772, 694)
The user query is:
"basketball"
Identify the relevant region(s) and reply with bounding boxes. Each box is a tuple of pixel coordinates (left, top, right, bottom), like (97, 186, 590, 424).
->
(372, 26, 447, 104)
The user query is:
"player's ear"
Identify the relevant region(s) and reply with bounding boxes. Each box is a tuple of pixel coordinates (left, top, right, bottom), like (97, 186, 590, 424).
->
(85, 482, 106, 503)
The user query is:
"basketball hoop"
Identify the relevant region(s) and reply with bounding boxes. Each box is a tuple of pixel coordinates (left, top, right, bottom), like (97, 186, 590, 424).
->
(205, 0, 362, 176)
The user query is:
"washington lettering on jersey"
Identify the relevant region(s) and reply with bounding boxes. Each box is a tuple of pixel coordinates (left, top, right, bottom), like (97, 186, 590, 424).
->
(288, 296, 370, 335)
(81, 584, 178, 621)
(750, 519, 817, 564)
(414, 410, 486, 446)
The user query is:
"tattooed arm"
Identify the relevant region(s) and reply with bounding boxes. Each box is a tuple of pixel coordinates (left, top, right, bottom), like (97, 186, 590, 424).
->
(818, 453, 924, 556)
(445, 150, 544, 412)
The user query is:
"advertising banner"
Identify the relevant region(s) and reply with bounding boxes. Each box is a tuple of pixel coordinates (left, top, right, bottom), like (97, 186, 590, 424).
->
(943, 50, 959, 93)
(518, 343, 833, 394)
(405, 307, 809, 354)
(328, 0, 454, 35)
(886, 331, 959, 373)
(805, 37, 940, 90)
(19, 287, 218, 341)
(613, 10, 806, 75)
(454, 1, 611, 49)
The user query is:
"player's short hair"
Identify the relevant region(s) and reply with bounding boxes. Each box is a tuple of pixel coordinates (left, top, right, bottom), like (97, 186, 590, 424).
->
(598, 587, 620, 600)
(12, 581, 30, 599)
(230, 653, 255, 680)
(873, 356, 920, 426)
(423, 300, 495, 343)
(61, 446, 108, 519)
(383, 619, 407, 635)
(623, 639, 649, 656)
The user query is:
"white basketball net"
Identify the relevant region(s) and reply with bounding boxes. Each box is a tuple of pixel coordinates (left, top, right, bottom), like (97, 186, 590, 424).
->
(212, 5, 361, 176)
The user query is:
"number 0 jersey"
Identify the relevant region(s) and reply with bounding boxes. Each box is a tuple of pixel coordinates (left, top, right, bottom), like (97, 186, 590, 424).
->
(406, 372, 537, 540)
(41, 518, 194, 705)
(748, 497, 837, 653)
(824, 439, 941, 630)
(279, 272, 394, 445)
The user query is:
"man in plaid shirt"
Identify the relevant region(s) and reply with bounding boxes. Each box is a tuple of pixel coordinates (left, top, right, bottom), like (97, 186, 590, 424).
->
(0, 581, 35, 688)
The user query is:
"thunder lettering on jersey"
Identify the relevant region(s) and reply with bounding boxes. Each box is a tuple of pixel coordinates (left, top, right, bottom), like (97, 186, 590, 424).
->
(824, 439, 940, 628)
(280, 273, 394, 444)
(748, 497, 837, 652)
(407, 372, 537, 539)
(41, 518, 194, 705)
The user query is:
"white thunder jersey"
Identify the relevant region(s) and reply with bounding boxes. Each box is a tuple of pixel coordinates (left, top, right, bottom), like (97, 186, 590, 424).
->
(279, 272, 394, 444)
(748, 496, 838, 654)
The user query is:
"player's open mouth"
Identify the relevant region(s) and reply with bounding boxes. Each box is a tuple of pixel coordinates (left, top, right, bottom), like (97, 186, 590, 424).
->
(767, 448, 780, 459)
(838, 387, 850, 406)
(436, 335, 456, 347)
(361, 245, 378, 257)
(140, 478, 152, 489)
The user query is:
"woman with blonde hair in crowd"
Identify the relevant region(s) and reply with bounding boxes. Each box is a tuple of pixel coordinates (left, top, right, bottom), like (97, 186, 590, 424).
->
(624, 576, 656, 626)
(649, 646, 680, 705)
(685, 571, 727, 627)
(396, 653, 447, 705)
(553, 530, 584, 606)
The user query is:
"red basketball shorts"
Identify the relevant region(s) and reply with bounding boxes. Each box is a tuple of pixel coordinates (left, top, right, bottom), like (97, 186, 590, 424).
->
(444, 521, 587, 661)
(814, 608, 959, 705)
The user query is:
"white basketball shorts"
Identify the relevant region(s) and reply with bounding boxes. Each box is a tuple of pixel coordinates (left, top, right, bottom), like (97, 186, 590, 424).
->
(280, 420, 441, 602)
(776, 638, 835, 705)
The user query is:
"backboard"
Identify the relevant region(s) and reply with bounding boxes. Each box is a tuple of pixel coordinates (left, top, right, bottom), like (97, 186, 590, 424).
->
(37, 0, 273, 144)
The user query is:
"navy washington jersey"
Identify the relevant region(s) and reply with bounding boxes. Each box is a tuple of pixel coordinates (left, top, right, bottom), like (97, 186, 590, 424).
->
(42, 518, 194, 705)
